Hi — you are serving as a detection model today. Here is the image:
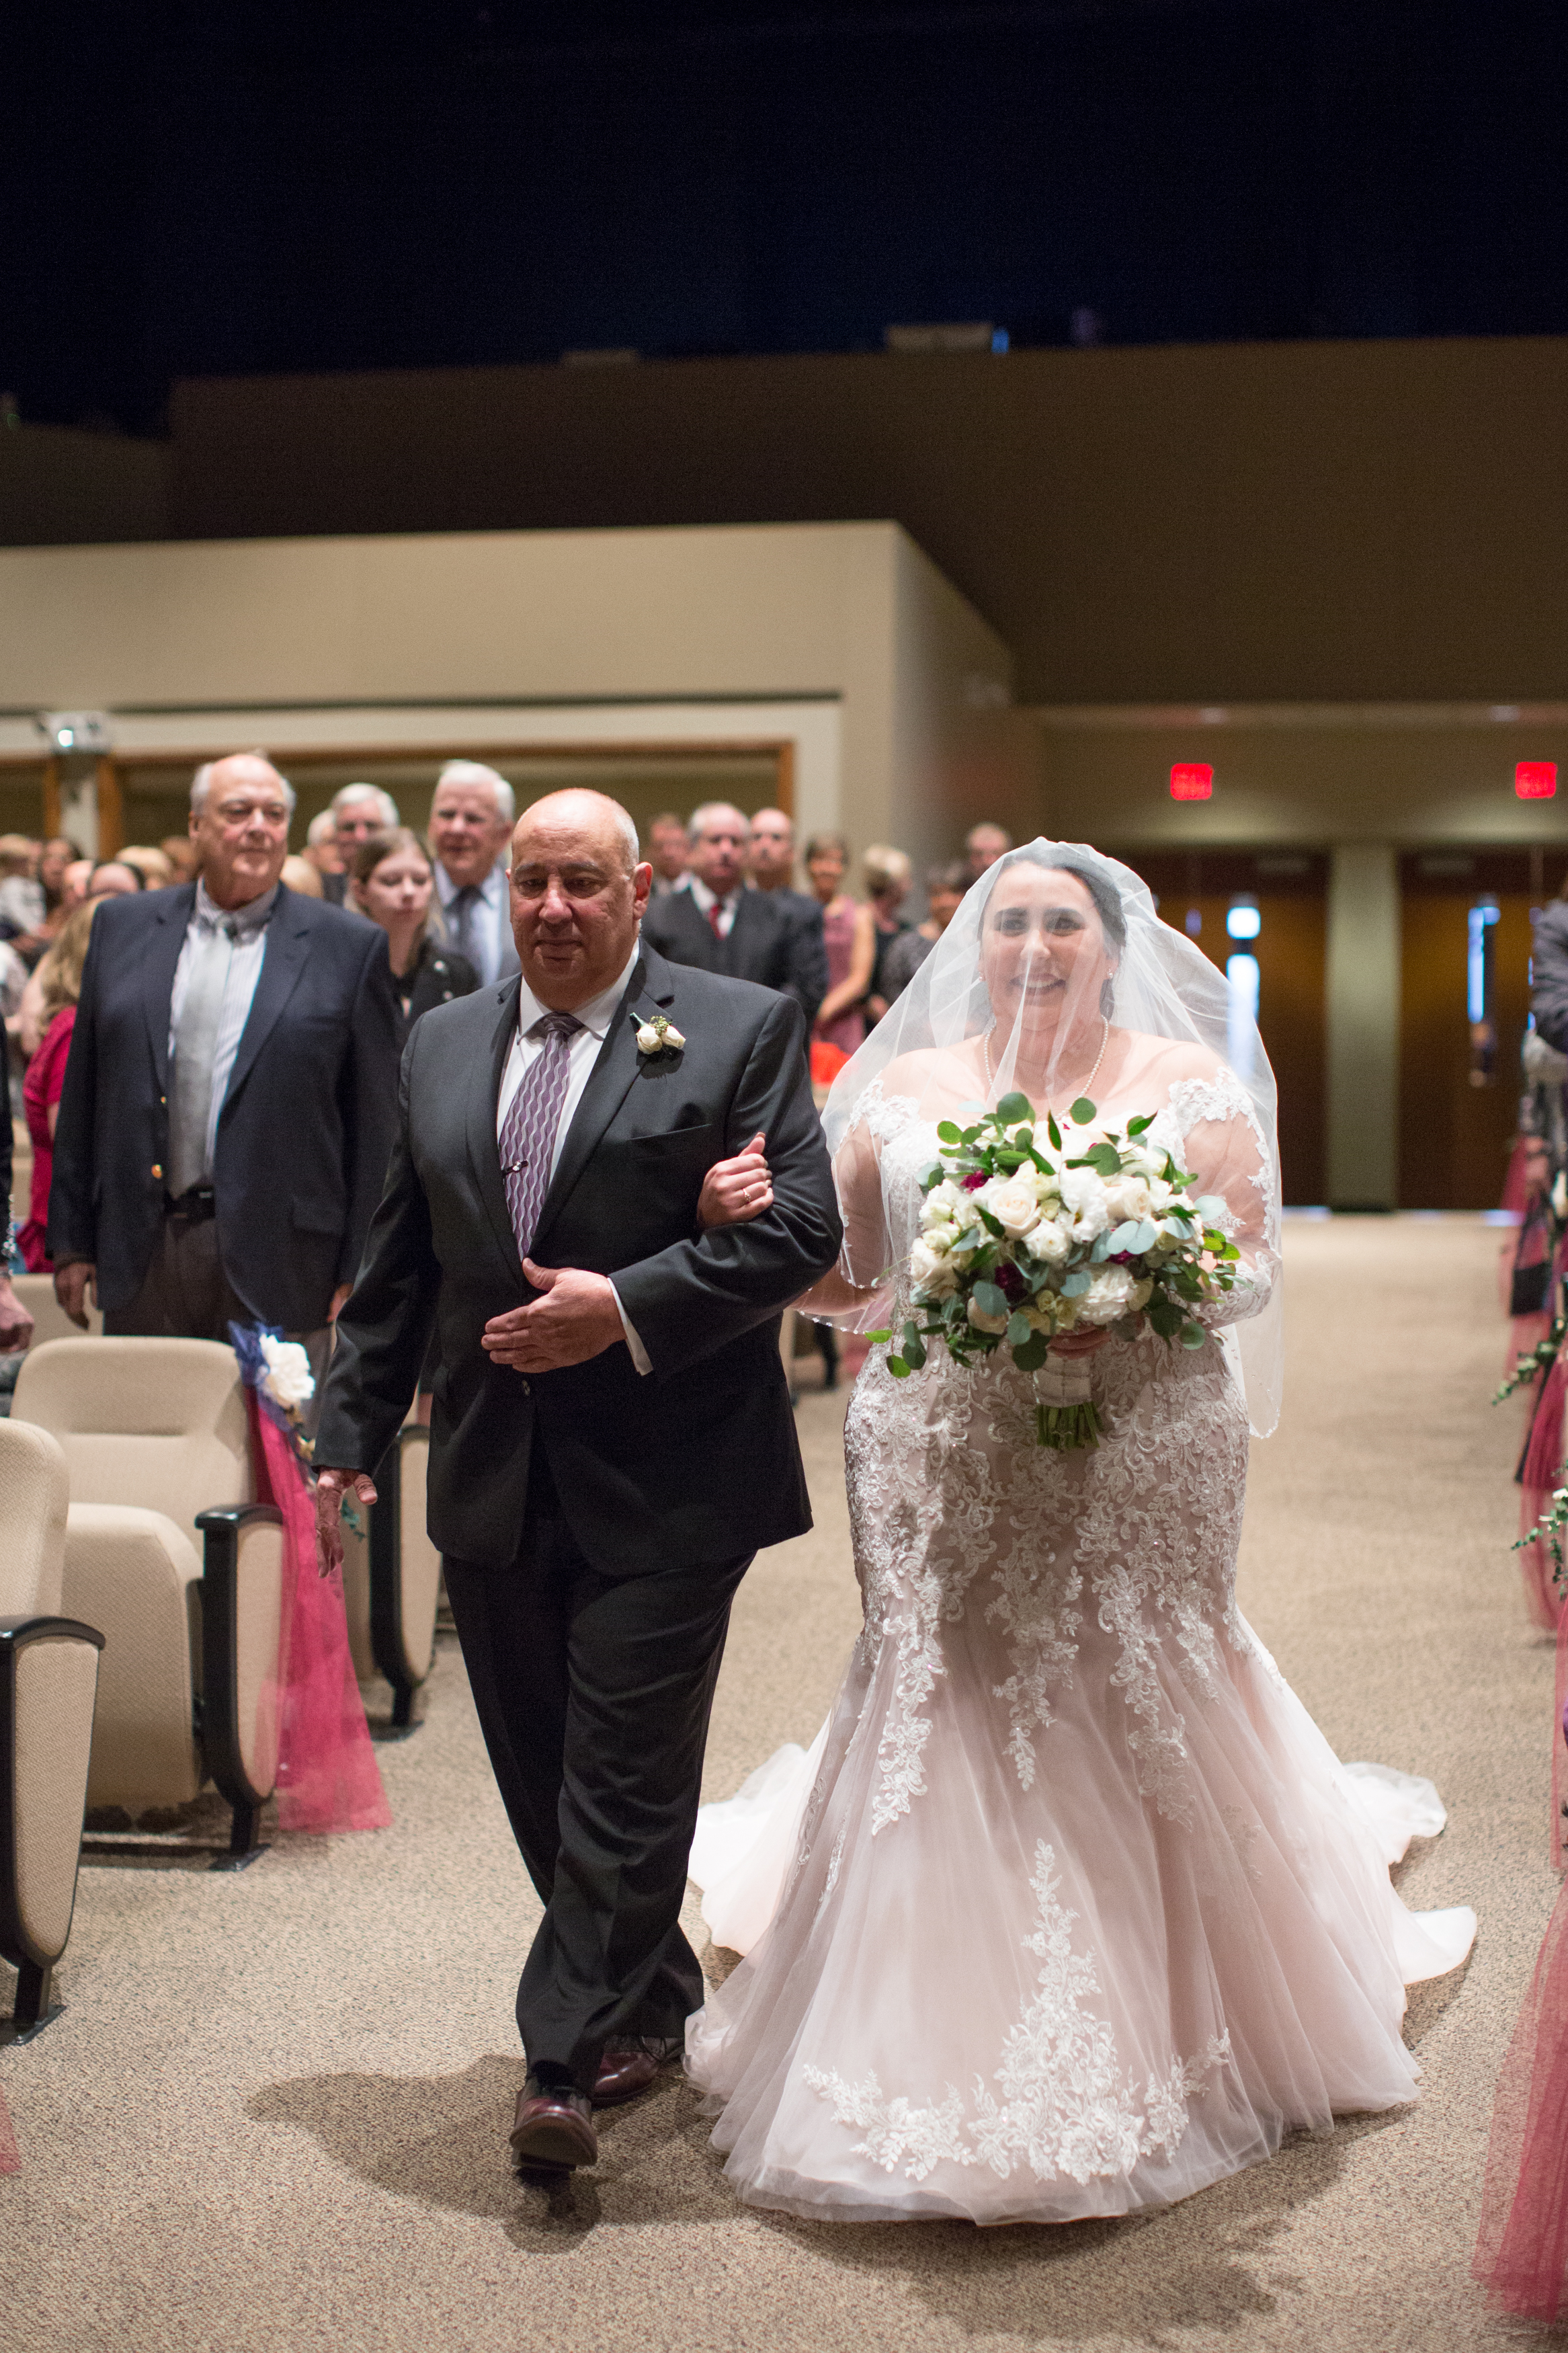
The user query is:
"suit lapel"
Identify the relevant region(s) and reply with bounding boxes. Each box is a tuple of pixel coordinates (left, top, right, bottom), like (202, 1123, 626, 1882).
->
(669, 891, 720, 970)
(143, 884, 196, 1092)
(468, 979, 526, 1284)
(221, 888, 311, 1109)
(530, 947, 677, 1263)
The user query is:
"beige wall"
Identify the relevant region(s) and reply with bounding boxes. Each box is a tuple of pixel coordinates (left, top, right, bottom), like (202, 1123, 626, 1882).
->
(0, 522, 1013, 867)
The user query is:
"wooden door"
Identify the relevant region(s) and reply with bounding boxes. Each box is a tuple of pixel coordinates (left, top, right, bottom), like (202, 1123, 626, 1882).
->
(1123, 852, 1327, 1205)
(1399, 852, 1538, 1209)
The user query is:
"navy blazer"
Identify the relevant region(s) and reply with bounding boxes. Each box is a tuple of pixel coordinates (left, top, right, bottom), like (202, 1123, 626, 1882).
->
(49, 882, 401, 1330)
(315, 944, 843, 1573)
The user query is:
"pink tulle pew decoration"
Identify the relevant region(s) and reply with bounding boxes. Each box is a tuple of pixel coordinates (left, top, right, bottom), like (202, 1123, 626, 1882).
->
(245, 1395, 390, 1837)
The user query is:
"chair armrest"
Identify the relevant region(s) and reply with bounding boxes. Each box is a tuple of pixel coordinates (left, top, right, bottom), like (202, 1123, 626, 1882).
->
(196, 1505, 285, 1817)
(0, 1616, 104, 1977)
(367, 1427, 439, 1712)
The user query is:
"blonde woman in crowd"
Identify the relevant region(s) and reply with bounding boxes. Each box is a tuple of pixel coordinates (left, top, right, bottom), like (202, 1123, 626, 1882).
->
(862, 842, 914, 1025)
(349, 828, 479, 1046)
(17, 899, 97, 1269)
(118, 844, 175, 890)
(806, 831, 876, 1057)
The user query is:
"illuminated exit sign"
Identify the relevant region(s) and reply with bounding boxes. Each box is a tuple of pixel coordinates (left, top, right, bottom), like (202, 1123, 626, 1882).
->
(1516, 762, 1558, 799)
(1169, 764, 1213, 801)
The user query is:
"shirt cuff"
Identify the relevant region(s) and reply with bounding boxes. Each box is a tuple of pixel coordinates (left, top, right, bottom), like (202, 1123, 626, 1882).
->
(610, 1280, 653, 1375)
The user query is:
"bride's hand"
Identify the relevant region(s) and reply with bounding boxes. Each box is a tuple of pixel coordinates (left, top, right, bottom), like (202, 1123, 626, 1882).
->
(698, 1133, 773, 1228)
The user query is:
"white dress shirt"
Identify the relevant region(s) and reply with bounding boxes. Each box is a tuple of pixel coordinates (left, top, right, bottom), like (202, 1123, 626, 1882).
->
(496, 947, 651, 1373)
(435, 858, 519, 988)
(167, 879, 279, 1187)
(681, 873, 740, 939)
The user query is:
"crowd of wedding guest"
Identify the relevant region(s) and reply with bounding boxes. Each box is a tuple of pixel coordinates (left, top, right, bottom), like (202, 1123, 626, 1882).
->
(0, 765, 1011, 1357)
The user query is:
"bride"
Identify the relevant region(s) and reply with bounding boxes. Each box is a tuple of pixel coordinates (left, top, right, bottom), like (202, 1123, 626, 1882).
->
(684, 840, 1475, 2226)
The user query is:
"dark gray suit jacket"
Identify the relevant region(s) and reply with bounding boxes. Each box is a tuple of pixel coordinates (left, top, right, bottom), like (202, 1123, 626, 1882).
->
(315, 944, 843, 1574)
(641, 885, 828, 1031)
(49, 881, 401, 1329)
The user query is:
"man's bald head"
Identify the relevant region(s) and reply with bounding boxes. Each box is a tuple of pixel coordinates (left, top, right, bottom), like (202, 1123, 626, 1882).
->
(507, 789, 651, 1010)
(189, 751, 294, 909)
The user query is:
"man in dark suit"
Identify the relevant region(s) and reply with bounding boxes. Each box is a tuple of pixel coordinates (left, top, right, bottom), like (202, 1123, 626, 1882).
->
(313, 788, 840, 2173)
(50, 754, 401, 1347)
(641, 801, 827, 1029)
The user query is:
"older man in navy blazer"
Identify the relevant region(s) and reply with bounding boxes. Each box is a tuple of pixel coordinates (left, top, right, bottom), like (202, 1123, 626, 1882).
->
(49, 753, 400, 1347)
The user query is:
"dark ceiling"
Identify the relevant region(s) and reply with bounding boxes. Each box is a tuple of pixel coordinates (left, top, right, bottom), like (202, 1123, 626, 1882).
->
(5, 0, 1564, 434)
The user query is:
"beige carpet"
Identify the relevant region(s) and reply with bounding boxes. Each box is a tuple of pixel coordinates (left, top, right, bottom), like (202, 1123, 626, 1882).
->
(0, 1215, 1556, 2352)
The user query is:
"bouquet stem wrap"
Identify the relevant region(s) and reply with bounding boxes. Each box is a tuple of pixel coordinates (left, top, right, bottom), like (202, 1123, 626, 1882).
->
(1033, 1357, 1100, 1451)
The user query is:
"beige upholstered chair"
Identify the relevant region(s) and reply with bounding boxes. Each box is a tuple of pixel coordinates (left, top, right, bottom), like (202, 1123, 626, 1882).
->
(0, 1419, 103, 2036)
(11, 1273, 102, 1347)
(11, 1339, 284, 1867)
(341, 1425, 441, 1734)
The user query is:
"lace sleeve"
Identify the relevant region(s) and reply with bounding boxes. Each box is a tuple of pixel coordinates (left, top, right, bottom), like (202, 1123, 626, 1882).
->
(799, 1078, 925, 1328)
(1165, 1072, 1280, 1332)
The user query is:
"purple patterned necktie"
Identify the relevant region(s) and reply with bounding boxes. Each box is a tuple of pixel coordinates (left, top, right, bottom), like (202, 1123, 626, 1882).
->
(499, 1010, 583, 1261)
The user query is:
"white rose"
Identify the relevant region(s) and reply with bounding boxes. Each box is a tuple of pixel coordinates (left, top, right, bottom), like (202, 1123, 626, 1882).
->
(259, 1334, 316, 1410)
(966, 1295, 1009, 1336)
(983, 1175, 1042, 1240)
(909, 1239, 958, 1299)
(922, 1217, 960, 1254)
(923, 1177, 965, 1218)
(1057, 1166, 1110, 1240)
(1077, 1265, 1143, 1327)
(1021, 1215, 1069, 1267)
(1102, 1173, 1154, 1226)
(636, 1022, 663, 1053)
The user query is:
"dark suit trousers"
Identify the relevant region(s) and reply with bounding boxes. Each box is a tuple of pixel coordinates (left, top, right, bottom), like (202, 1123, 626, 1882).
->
(443, 1447, 751, 2093)
(103, 1209, 331, 1426)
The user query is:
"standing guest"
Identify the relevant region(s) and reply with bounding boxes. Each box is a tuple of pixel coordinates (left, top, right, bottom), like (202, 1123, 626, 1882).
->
(862, 844, 914, 1025)
(745, 805, 830, 1019)
(86, 861, 142, 897)
(48, 753, 399, 1355)
(804, 831, 876, 1057)
(643, 804, 825, 1027)
(320, 784, 401, 907)
(159, 834, 200, 884)
(303, 809, 345, 887)
(966, 820, 1014, 879)
(15, 857, 155, 1055)
(876, 859, 968, 1006)
(118, 845, 175, 891)
(18, 902, 96, 1270)
(350, 828, 479, 1047)
(429, 760, 521, 987)
(647, 811, 690, 898)
(0, 837, 43, 936)
(59, 859, 93, 916)
(38, 837, 73, 923)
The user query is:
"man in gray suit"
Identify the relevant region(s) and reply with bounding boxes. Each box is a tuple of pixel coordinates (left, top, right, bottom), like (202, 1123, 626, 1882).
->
(313, 789, 839, 2174)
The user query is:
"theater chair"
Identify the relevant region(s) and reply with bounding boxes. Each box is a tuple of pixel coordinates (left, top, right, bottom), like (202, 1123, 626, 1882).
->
(10, 1274, 103, 1347)
(0, 1419, 103, 2038)
(341, 1425, 441, 1734)
(11, 1339, 284, 1869)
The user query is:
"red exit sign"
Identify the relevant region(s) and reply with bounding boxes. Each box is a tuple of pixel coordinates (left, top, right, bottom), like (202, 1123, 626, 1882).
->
(1517, 762, 1558, 799)
(1169, 764, 1213, 801)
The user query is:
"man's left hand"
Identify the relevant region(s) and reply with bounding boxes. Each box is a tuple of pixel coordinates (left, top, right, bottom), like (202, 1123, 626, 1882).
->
(482, 1261, 625, 1373)
(0, 1278, 34, 1354)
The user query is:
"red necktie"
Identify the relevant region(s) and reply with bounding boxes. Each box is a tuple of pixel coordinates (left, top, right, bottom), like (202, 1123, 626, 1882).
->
(707, 898, 726, 940)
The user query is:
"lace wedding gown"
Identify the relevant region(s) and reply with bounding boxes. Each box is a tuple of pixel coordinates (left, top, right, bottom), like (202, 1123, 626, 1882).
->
(685, 1046, 1475, 2225)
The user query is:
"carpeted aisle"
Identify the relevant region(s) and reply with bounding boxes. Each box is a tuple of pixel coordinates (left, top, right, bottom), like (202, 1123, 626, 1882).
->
(0, 1215, 1555, 2353)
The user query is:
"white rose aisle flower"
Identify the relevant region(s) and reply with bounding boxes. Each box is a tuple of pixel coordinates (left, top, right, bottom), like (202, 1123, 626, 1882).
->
(867, 1089, 1245, 1451)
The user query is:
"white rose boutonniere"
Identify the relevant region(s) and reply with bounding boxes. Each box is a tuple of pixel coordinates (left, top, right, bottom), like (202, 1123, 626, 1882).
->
(259, 1334, 316, 1412)
(634, 1012, 686, 1057)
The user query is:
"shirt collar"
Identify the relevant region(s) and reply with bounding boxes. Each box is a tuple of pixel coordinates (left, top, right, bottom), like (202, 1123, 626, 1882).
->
(514, 945, 641, 1047)
(684, 873, 738, 915)
(194, 879, 279, 937)
(435, 859, 506, 908)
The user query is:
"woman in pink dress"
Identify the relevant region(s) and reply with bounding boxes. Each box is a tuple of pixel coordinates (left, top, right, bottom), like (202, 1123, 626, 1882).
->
(17, 900, 96, 1271)
(807, 832, 876, 1058)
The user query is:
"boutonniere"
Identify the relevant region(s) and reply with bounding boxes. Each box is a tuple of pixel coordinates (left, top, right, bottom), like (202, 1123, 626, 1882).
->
(634, 1012, 686, 1058)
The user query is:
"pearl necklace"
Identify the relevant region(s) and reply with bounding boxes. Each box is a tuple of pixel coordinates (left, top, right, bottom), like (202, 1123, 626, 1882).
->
(985, 1016, 1110, 1119)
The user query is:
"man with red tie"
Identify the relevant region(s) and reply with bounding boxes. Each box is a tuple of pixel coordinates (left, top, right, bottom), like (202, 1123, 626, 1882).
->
(640, 801, 827, 1030)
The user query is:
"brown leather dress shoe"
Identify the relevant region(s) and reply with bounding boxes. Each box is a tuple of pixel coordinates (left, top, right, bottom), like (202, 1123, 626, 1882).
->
(592, 2043, 662, 2106)
(510, 2078, 598, 2170)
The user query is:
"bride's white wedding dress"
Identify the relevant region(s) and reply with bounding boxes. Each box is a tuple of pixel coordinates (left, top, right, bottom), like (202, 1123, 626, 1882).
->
(685, 1047, 1475, 2226)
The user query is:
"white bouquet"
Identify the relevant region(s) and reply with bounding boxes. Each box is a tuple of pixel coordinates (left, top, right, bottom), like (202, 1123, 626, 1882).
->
(869, 1088, 1243, 1449)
